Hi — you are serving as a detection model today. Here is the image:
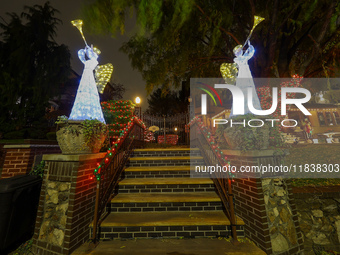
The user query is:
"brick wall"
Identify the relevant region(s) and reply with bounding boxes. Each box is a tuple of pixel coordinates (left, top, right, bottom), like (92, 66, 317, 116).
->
(1, 144, 61, 178)
(32, 153, 105, 255)
(233, 178, 272, 252)
(223, 150, 304, 255)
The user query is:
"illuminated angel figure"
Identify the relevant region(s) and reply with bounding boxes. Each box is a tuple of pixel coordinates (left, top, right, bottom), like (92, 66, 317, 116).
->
(69, 45, 106, 123)
(232, 41, 262, 116)
(220, 16, 264, 117)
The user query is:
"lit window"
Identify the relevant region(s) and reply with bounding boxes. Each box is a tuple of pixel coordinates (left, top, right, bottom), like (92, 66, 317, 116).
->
(333, 112, 340, 125)
(317, 112, 326, 126)
(325, 112, 334, 125)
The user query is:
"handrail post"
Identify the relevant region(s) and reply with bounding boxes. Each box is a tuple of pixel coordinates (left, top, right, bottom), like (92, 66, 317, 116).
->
(92, 180, 101, 243)
(228, 179, 239, 245)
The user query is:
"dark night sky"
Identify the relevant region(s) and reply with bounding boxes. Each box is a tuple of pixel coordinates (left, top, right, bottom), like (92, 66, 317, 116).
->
(1, 0, 148, 108)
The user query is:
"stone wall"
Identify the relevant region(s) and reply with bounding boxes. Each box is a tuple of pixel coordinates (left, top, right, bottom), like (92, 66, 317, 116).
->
(224, 150, 304, 255)
(293, 188, 340, 254)
(32, 153, 105, 255)
(1, 142, 61, 178)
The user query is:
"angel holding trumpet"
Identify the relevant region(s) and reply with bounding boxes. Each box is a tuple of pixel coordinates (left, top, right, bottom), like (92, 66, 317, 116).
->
(220, 16, 264, 117)
(68, 20, 113, 123)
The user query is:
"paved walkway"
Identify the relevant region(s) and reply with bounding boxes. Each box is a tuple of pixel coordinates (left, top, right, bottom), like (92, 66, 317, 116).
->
(73, 238, 266, 255)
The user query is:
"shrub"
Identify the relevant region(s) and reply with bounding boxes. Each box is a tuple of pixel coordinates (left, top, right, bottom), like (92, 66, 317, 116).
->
(46, 132, 56, 140)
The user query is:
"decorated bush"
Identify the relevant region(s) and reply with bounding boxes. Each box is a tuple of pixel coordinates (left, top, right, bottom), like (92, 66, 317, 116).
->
(101, 100, 135, 139)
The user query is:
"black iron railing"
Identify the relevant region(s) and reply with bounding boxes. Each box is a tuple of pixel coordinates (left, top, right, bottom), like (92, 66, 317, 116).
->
(91, 117, 145, 242)
(189, 118, 238, 243)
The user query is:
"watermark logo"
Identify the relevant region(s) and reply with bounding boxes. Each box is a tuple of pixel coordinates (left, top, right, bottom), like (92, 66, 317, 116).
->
(201, 84, 311, 116)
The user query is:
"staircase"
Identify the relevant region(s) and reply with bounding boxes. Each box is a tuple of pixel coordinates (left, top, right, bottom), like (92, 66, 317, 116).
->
(93, 148, 244, 240)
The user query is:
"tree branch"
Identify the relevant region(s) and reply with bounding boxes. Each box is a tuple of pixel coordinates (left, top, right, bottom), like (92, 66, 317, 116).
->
(194, 3, 240, 45)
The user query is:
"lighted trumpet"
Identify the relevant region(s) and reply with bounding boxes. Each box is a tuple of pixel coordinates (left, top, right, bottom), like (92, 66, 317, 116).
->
(71, 19, 88, 47)
(243, 16, 265, 47)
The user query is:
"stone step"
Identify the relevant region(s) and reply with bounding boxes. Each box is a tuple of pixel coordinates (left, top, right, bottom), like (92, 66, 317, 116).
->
(117, 178, 215, 193)
(111, 192, 220, 203)
(119, 177, 213, 185)
(109, 201, 223, 213)
(123, 170, 191, 179)
(125, 166, 192, 172)
(109, 192, 221, 212)
(132, 148, 200, 157)
(94, 211, 245, 240)
(127, 156, 203, 167)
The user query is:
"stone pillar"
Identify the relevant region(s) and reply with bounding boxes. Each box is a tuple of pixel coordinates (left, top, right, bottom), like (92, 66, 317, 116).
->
(32, 153, 105, 255)
(1, 141, 61, 178)
(223, 149, 304, 255)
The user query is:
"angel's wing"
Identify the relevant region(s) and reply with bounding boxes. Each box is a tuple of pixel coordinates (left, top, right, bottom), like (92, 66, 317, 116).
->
(220, 63, 238, 84)
(95, 63, 114, 94)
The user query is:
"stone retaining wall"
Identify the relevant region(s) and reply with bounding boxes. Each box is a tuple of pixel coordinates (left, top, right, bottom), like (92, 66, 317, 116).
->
(293, 188, 340, 254)
(223, 150, 304, 255)
(32, 153, 105, 255)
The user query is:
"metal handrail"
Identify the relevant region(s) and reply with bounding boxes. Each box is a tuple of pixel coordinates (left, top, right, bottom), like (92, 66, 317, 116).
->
(190, 119, 239, 244)
(91, 117, 145, 243)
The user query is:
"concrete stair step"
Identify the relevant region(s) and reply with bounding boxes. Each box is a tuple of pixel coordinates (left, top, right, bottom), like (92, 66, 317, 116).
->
(117, 178, 215, 194)
(95, 211, 244, 239)
(119, 177, 213, 186)
(125, 166, 192, 172)
(111, 192, 220, 203)
(131, 148, 201, 158)
(127, 156, 203, 167)
(134, 148, 195, 152)
(129, 156, 203, 161)
(100, 211, 243, 227)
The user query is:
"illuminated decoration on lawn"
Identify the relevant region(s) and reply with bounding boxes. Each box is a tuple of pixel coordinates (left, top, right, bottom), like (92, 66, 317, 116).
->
(220, 16, 264, 117)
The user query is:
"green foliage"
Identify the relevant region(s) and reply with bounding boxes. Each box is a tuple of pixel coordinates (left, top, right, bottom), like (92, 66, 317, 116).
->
(46, 132, 57, 140)
(216, 114, 286, 152)
(11, 239, 33, 255)
(55, 115, 80, 136)
(0, 2, 71, 133)
(82, 0, 340, 93)
(56, 116, 108, 151)
(3, 130, 25, 140)
(29, 161, 45, 178)
(82, 119, 108, 149)
(102, 100, 135, 124)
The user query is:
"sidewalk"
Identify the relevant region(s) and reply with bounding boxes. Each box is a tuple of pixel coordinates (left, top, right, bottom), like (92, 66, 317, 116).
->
(73, 238, 266, 255)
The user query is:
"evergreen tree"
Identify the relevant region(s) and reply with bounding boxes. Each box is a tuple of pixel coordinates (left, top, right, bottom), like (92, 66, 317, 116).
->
(0, 2, 71, 135)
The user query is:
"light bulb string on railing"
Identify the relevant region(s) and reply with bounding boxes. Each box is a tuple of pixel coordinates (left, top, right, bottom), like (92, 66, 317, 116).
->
(188, 117, 236, 182)
(91, 116, 146, 181)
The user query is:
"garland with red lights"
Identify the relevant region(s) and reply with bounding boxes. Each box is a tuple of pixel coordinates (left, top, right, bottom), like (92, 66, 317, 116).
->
(157, 134, 179, 145)
(187, 117, 235, 182)
(91, 116, 146, 181)
(101, 100, 136, 140)
(257, 75, 303, 130)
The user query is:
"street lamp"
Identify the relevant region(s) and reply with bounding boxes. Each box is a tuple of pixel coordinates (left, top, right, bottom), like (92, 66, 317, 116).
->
(134, 97, 142, 119)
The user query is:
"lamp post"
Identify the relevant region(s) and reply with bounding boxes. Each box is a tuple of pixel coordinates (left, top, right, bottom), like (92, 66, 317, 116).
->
(134, 97, 141, 119)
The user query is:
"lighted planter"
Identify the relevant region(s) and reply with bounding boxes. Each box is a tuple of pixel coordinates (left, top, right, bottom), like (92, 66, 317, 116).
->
(56, 120, 107, 155)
